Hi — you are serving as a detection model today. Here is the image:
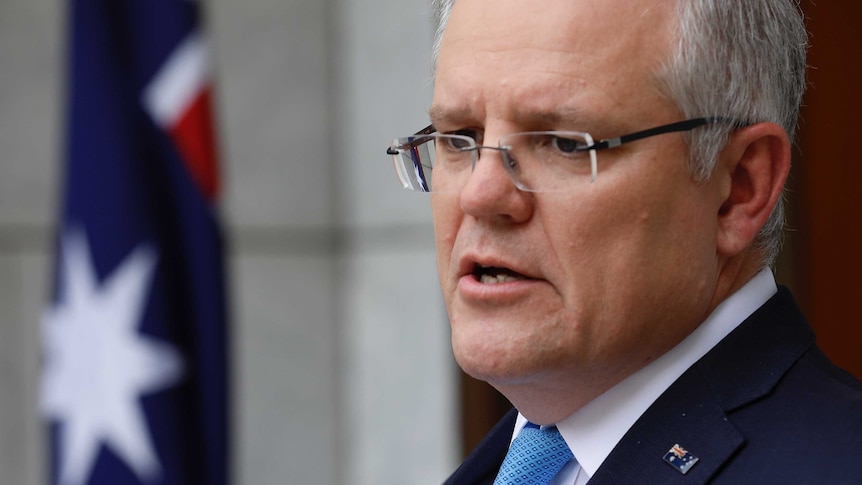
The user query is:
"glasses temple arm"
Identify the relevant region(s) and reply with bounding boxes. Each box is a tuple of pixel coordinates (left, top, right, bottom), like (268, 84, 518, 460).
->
(582, 117, 746, 151)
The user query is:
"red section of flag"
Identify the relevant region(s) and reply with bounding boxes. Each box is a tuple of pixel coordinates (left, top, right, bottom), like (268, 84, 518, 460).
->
(169, 86, 219, 200)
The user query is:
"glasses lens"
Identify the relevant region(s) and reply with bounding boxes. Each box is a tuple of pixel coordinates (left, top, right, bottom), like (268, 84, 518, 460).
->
(389, 134, 475, 192)
(500, 132, 596, 191)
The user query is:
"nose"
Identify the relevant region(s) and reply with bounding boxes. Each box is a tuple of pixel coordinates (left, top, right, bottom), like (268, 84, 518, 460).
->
(459, 145, 534, 223)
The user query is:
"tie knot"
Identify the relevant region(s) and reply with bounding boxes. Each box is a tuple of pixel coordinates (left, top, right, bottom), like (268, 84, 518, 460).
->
(493, 424, 574, 485)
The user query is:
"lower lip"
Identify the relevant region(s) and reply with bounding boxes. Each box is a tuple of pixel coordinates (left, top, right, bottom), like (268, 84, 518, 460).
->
(457, 274, 544, 302)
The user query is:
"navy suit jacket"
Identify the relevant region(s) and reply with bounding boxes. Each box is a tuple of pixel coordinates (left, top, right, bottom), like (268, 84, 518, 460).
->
(444, 287, 862, 484)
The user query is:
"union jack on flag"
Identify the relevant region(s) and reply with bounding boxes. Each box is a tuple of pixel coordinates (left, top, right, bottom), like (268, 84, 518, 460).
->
(40, 0, 229, 484)
(663, 443, 699, 475)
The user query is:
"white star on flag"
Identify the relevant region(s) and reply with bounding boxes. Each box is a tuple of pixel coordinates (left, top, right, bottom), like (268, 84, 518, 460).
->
(40, 229, 185, 485)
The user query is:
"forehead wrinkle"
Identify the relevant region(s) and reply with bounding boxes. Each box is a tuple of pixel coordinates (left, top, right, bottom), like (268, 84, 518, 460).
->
(508, 107, 586, 129)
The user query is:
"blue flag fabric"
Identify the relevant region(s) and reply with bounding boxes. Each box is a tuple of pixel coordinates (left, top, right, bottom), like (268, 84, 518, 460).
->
(40, 1, 229, 484)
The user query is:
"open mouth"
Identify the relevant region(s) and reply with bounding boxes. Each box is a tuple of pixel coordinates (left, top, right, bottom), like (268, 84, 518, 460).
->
(472, 264, 528, 284)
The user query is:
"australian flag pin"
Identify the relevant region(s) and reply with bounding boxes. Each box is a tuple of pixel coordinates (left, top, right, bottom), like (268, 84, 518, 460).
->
(663, 444, 699, 475)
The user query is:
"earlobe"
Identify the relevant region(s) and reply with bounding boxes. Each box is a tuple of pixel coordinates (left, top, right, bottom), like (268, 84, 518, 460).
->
(715, 122, 791, 257)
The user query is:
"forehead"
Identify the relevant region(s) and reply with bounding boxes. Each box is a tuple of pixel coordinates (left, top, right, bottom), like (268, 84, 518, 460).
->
(433, 0, 676, 126)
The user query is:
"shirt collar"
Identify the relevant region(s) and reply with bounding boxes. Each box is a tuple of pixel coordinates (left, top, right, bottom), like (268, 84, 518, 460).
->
(511, 268, 777, 479)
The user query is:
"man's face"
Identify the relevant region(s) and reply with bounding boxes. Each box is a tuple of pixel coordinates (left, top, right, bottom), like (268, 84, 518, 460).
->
(431, 0, 728, 402)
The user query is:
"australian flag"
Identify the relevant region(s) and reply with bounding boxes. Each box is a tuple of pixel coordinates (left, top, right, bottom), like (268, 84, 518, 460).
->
(39, 1, 229, 484)
(663, 444, 699, 475)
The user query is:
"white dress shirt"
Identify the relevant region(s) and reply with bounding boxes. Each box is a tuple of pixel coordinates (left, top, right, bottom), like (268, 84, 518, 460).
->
(507, 269, 778, 484)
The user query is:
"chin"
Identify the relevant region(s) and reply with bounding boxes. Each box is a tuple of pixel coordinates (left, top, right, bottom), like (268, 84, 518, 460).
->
(451, 327, 533, 384)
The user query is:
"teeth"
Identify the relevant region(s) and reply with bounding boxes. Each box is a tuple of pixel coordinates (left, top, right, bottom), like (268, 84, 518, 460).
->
(479, 273, 521, 284)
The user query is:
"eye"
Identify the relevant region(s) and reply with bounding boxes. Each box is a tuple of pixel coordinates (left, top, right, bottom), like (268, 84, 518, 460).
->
(551, 135, 588, 154)
(449, 135, 474, 150)
(437, 134, 473, 152)
(449, 129, 481, 145)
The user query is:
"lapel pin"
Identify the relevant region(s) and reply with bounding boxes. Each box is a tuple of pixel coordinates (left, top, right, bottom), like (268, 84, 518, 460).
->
(663, 444, 699, 475)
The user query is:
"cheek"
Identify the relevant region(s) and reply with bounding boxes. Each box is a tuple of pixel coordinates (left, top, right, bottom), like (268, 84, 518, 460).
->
(541, 177, 711, 305)
(431, 196, 461, 286)
(576, 186, 717, 320)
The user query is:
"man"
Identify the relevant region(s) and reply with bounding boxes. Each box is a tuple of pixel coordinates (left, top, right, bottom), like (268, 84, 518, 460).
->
(387, 0, 862, 483)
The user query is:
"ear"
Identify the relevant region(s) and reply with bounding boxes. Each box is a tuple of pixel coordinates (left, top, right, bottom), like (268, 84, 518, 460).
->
(714, 122, 791, 258)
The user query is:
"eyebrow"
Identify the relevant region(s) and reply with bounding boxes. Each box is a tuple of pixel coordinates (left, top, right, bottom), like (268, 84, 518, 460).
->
(510, 107, 587, 128)
(427, 105, 475, 129)
(428, 105, 590, 130)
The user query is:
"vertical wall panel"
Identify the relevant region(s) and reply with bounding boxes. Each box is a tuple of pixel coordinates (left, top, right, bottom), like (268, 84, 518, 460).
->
(334, 0, 459, 483)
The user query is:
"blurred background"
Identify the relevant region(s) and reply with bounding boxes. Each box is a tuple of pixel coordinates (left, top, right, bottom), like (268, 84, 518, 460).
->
(0, 0, 858, 484)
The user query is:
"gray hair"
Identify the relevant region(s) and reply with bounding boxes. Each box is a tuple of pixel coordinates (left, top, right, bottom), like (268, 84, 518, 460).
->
(429, 0, 808, 267)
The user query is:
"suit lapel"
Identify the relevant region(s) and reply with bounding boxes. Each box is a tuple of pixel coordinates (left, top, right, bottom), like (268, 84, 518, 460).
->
(587, 368, 744, 484)
(444, 408, 517, 485)
(589, 288, 814, 484)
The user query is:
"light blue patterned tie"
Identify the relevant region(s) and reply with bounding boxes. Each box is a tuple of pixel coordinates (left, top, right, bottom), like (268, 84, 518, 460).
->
(493, 423, 574, 485)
